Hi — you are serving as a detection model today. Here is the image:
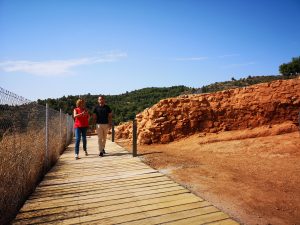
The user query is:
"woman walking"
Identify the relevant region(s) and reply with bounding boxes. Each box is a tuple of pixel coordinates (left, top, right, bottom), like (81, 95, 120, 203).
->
(73, 99, 89, 160)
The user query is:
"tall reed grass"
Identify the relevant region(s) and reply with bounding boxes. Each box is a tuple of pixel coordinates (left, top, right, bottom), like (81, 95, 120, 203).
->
(0, 103, 73, 224)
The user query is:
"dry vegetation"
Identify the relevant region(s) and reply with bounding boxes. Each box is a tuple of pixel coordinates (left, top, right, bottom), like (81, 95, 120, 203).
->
(0, 115, 70, 224)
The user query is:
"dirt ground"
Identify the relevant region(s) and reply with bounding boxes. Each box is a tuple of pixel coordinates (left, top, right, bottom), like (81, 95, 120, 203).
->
(116, 123, 300, 225)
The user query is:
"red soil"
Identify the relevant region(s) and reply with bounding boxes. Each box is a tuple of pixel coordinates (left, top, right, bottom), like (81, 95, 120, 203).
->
(116, 123, 300, 225)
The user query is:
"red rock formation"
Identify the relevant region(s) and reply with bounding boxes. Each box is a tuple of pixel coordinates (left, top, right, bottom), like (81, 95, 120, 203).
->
(115, 77, 300, 144)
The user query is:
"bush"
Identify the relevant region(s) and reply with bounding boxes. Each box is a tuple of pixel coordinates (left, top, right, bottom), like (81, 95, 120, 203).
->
(279, 56, 300, 76)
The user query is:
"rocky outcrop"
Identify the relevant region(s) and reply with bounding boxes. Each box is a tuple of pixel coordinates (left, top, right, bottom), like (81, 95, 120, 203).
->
(115, 77, 300, 144)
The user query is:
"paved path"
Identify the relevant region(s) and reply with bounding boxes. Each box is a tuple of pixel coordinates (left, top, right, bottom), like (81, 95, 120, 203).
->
(13, 136, 239, 225)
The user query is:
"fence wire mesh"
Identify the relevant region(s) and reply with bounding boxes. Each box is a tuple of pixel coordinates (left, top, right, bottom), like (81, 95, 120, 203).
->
(0, 87, 73, 224)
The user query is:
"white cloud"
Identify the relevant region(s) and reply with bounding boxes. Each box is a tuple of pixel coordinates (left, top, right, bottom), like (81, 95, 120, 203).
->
(218, 54, 240, 58)
(223, 62, 256, 68)
(174, 57, 208, 61)
(0, 52, 127, 76)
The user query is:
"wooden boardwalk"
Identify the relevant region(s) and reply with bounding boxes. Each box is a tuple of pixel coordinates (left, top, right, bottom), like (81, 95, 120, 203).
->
(13, 136, 239, 225)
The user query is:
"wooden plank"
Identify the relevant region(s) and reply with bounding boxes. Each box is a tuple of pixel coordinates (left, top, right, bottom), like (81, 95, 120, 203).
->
(84, 202, 214, 225)
(111, 205, 219, 225)
(44, 197, 205, 225)
(205, 219, 241, 225)
(162, 211, 230, 225)
(15, 193, 204, 224)
(28, 179, 176, 202)
(30, 174, 169, 198)
(20, 183, 182, 211)
(15, 189, 188, 220)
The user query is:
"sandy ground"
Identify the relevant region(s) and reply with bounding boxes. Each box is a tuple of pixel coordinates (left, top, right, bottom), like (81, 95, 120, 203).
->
(116, 124, 300, 225)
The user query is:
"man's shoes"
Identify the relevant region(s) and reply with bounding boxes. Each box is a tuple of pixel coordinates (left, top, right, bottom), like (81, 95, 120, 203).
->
(99, 152, 104, 157)
(102, 149, 106, 154)
(84, 150, 88, 156)
(75, 154, 79, 160)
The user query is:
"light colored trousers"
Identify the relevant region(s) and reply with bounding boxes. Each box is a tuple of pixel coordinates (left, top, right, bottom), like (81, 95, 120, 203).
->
(96, 124, 109, 152)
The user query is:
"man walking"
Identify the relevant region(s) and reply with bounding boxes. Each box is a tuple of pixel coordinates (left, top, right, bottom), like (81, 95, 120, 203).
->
(93, 96, 112, 157)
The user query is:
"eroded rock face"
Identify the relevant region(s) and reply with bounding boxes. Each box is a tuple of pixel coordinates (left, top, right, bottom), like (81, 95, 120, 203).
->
(115, 78, 300, 144)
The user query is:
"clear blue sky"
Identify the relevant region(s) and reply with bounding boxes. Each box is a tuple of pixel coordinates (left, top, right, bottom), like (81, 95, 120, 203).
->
(0, 0, 299, 100)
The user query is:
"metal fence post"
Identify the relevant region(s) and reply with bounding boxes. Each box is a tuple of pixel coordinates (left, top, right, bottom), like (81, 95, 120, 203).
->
(71, 115, 74, 139)
(60, 108, 62, 143)
(66, 115, 69, 145)
(45, 103, 49, 172)
(112, 121, 115, 142)
(132, 119, 137, 157)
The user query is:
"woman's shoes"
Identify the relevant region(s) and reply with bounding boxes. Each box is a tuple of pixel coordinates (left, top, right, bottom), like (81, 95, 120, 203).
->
(75, 151, 88, 160)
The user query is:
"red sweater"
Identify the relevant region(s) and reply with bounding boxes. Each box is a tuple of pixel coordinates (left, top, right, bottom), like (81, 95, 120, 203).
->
(74, 107, 89, 128)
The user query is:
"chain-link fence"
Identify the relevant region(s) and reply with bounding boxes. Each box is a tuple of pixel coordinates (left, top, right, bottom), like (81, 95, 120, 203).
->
(0, 87, 74, 224)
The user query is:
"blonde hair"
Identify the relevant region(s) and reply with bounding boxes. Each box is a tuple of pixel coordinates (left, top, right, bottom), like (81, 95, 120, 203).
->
(76, 99, 85, 107)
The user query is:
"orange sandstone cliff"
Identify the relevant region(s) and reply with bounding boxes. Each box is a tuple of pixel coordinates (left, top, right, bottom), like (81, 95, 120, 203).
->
(115, 78, 300, 144)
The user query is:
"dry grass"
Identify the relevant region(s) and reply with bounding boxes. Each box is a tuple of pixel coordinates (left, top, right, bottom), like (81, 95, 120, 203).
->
(0, 116, 71, 224)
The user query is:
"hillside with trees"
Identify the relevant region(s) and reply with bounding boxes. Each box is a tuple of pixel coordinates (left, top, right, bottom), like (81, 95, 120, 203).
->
(196, 56, 300, 93)
(196, 74, 298, 93)
(37, 86, 194, 125)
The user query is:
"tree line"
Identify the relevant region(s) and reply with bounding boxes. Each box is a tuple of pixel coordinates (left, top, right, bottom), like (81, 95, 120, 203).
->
(196, 56, 300, 93)
(37, 86, 194, 125)
(196, 74, 298, 93)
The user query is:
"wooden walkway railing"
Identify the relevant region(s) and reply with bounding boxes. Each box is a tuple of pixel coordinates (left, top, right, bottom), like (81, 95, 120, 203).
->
(13, 136, 239, 225)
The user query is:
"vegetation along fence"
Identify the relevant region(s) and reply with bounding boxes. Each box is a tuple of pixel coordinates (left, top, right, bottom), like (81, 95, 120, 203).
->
(0, 87, 74, 224)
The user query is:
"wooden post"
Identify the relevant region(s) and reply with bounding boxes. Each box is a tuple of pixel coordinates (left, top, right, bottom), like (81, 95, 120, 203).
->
(112, 121, 115, 142)
(132, 119, 137, 157)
